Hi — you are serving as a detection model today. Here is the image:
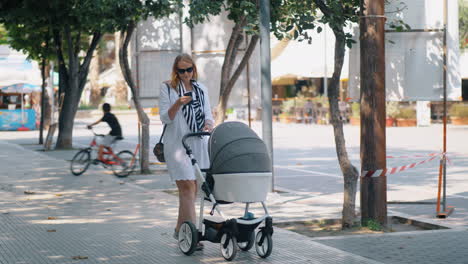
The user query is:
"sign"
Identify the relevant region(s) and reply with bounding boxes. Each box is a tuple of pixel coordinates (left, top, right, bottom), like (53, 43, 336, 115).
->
(0, 109, 36, 130)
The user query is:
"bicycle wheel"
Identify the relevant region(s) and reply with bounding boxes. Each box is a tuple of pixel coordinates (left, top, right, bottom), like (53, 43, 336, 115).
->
(70, 149, 91, 176)
(111, 150, 135, 177)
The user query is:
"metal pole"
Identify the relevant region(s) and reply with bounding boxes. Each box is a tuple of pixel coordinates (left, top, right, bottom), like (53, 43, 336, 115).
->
(324, 24, 328, 98)
(442, 0, 448, 212)
(39, 58, 46, 144)
(360, 0, 387, 226)
(246, 33, 252, 128)
(49, 62, 55, 125)
(260, 0, 274, 191)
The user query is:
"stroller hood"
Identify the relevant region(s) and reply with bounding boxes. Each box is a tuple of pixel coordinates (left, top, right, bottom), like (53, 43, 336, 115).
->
(208, 121, 271, 174)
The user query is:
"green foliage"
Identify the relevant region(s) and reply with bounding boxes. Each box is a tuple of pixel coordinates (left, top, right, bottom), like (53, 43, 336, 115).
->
(78, 104, 98, 110)
(386, 101, 399, 118)
(185, 0, 266, 35)
(351, 102, 360, 118)
(449, 103, 468, 117)
(0, 0, 179, 64)
(314, 95, 329, 108)
(395, 107, 416, 119)
(0, 24, 8, 45)
(281, 99, 296, 114)
(460, 0, 468, 50)
(364, 219, 383, 231)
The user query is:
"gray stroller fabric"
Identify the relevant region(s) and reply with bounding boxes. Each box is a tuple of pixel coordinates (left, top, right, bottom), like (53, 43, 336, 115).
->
(208, 121, 271, 174)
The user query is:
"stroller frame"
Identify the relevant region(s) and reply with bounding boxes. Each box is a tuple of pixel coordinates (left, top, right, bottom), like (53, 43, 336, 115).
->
(178, 132, 274, 261)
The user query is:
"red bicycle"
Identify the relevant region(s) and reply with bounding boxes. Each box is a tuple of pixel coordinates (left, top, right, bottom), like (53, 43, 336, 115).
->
(70, 127, 139, 177)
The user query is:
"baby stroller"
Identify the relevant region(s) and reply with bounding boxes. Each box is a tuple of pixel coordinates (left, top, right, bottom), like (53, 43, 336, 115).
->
(179, 121, 273, 261)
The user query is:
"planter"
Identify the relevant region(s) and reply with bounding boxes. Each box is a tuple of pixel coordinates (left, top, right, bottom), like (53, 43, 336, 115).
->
(279, 116, 295, 124)
(451, 117, 468, 125)
(386, 117, 395, 127)
(396, 118, 417, 127)
(350, 117, 360, 126)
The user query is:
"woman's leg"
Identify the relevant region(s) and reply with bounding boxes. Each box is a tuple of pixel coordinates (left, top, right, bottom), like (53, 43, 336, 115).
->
(175, 180, 197, 232)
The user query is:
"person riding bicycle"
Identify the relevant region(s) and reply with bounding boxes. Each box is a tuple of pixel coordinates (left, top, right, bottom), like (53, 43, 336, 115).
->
(87, 103, 123, 162)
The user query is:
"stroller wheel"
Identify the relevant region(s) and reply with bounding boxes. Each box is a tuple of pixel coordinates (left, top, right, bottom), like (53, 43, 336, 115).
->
(255, 230, 273, 258)
(237, 231, 255, 251)
(220, 233, 237, 261)
(178, 221, 198, 255)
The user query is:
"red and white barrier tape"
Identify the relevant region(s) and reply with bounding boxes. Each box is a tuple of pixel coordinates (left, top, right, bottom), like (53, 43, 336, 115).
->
(363, 153, 446, 178)
(386, 152, 441, 159)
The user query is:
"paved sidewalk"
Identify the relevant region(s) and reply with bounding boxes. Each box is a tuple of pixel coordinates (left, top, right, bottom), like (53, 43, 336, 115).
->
(2, 139, 468, 263)
(0, 140, 382, 264)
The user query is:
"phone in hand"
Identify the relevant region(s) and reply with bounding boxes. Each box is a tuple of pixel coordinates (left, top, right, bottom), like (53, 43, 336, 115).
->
(183, 92, 192, 104)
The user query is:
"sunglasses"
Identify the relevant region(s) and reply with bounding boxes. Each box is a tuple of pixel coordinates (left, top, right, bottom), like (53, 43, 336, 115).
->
(177, 67, 194, 74)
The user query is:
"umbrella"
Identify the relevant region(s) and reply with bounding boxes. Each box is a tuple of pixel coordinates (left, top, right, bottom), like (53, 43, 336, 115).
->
(0, 83, 41, 93)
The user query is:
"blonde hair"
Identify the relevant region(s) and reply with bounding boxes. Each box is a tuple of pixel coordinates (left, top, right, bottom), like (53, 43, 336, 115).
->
(170, 53, 198, 89)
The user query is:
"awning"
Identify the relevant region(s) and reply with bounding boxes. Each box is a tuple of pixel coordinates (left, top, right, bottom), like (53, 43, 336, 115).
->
(270, 27, 349, 85)
(0, 45, 41, 87)
(0, 83, 41, 93)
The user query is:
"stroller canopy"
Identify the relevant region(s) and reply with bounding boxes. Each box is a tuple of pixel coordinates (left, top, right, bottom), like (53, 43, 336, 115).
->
(209, 122, 271, 174)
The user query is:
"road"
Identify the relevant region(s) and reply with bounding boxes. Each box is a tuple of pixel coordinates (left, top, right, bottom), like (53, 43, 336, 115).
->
(71, 113, 468, 199)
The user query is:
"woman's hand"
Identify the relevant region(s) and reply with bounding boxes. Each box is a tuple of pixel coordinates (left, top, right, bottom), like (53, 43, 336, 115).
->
(203, 120, 214, 132)
(177, 96, 192, 106)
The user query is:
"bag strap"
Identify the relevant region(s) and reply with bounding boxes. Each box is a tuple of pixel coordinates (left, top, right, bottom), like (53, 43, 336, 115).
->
(159, 83, 171, 143)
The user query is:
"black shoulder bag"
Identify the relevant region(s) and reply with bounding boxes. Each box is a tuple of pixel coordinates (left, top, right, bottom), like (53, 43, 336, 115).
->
(153, 125, 166, 162)
(153, 84, 170, 162)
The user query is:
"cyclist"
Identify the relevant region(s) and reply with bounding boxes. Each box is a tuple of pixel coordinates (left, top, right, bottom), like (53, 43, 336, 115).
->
(87, 103, 123, 163)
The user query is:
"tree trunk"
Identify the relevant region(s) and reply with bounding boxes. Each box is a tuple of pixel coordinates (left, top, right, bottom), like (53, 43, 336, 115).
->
(114, 32, 129, 105)
(89, 50, 101, 107)
(56, 82, 80, 149)
(119, 22, 151, 174)
(328, 29, 359, 228)
(215, 34, 259, 125)
(55, 29, 101, 149)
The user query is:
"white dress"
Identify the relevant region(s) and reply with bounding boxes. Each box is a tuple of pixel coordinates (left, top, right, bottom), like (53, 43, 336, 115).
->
(159, 81, 214, 182)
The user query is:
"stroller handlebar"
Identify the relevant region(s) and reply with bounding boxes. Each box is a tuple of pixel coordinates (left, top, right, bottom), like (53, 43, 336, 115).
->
(182, 132, 211, 153)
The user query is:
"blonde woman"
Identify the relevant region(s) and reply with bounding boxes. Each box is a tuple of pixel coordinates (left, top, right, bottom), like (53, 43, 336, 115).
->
(159, 54, 214, 250)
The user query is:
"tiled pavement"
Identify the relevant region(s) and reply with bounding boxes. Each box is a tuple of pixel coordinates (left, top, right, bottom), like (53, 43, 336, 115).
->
(0, 140, 383, 264)
(2, 139, 468, 264)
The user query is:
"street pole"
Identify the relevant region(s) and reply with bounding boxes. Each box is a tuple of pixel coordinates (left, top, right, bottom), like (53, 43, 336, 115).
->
(323, 24, 328, 98)
(360, 0, 387, 225)
(260, 0, 274, 191)
(39, 58, 46, 144)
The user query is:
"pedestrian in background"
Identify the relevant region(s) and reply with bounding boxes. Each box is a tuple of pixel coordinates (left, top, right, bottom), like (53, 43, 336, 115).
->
(158, 53, 214, 250)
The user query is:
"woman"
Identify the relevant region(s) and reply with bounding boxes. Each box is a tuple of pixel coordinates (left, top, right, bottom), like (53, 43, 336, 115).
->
(159, 53, 214, 248)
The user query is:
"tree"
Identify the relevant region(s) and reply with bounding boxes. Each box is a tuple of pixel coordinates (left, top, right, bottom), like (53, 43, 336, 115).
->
(3, 0, 179, 171)
(277, 0, 409, 228)
(186, 0, 277, 124)
(301, 0, 360, 228)
(460, 0, 468, 50)
(0, 11, 55, 144)
(114, 0, 179, 173)
(185, 0, 320, 124)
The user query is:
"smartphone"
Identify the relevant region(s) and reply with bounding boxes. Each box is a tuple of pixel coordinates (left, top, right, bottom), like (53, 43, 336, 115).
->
(183, 92, 192, 104)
